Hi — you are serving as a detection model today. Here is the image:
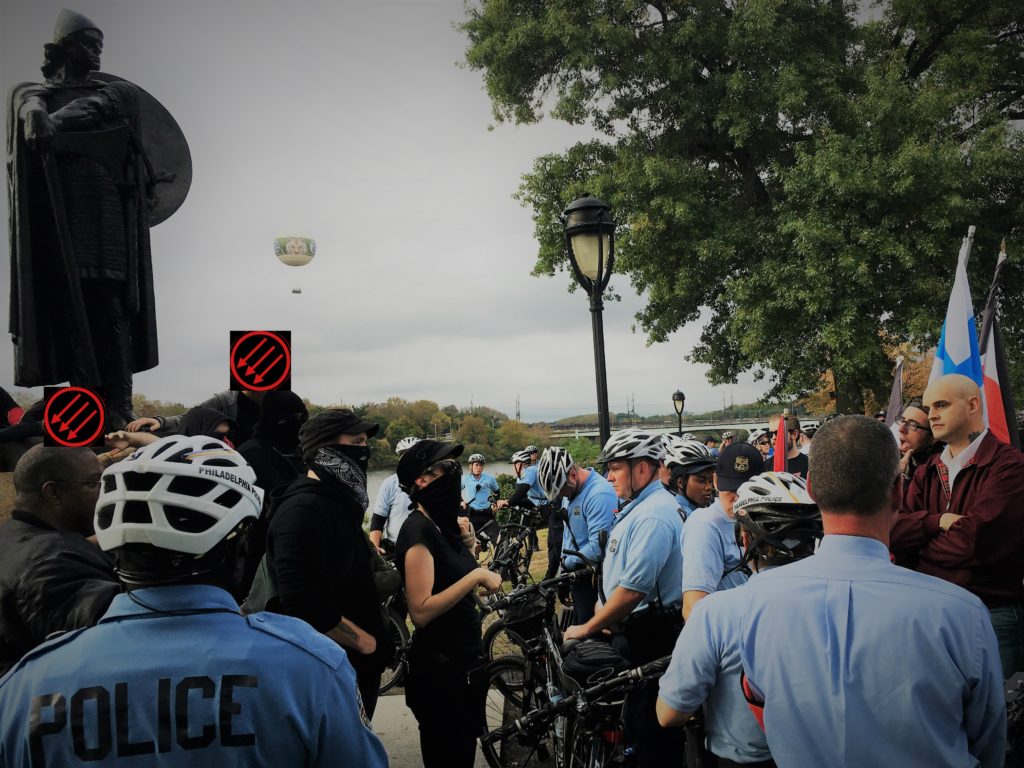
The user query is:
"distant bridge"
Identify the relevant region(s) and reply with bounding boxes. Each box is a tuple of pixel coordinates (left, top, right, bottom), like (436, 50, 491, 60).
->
(548, 418, 821, 441)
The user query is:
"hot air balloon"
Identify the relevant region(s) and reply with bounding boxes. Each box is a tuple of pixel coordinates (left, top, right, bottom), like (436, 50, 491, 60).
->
(274, 236, 315, 293)
(274, 236, 315, 267)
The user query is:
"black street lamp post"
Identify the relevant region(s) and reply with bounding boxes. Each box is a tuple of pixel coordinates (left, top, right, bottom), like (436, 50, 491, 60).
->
(672, 390, 686, 437)
(562, 196, 616, 448)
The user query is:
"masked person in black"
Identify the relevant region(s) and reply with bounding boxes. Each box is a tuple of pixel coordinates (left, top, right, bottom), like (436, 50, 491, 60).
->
(237, 391, 308, 592)
(395, 440, 503, 768)
(264, 408, 391, 717)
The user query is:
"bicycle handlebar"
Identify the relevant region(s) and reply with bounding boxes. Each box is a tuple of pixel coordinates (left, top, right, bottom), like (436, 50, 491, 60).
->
(481, 568, 595, 615)
(479, 655, 672, 746)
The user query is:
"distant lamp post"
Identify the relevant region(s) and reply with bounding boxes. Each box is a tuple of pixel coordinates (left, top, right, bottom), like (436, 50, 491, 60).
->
(672, 390, 686, 437)
(562, 196, 616, 447)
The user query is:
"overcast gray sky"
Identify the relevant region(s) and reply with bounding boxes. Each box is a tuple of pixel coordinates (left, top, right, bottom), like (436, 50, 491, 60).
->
(1, 0, 772, 421)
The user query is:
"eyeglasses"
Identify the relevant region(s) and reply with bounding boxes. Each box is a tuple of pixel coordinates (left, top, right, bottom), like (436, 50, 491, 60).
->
(420, 458, 461, 480)
(896, 417, 930, 433)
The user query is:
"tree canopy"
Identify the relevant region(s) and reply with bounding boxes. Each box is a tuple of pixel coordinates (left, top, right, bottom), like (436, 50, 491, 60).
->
(462, 0, 1024, 411)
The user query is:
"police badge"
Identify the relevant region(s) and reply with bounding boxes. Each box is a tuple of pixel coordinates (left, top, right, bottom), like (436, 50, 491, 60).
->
(735, 456, 750, 472)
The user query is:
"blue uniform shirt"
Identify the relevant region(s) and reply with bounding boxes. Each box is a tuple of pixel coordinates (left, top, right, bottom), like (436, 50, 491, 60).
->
(675, 492, 698, 521)
(560, 469, 617, 571)
(518, 465, 548, 508)
(371, 472, 412, 543)
(740, 535, 1006, 768)
(602, 480, 683, 611)
(681, 499, 748, 595)
(0, 585, 388, 768)
(659, 575, 771, 763)
(461, 472, 499, 511)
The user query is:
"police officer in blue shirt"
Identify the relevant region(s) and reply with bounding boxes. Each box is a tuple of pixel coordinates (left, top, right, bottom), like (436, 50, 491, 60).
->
(537, 446, 616, 623)
(563, 429, 684, 768)
(499, 448, 557, 574)
(461, 453, 500, 544)
(658, 472, 823, 767)
(740, 416, 1006, 767)
(681, 442, 763, 621)
(662, 436, 717, 519)
(369, 435, 419, 553)
(0, 435, 388, 768)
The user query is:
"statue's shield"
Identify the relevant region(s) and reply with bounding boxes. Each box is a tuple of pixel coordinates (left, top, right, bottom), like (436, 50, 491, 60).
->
(93, 72, 192, 226)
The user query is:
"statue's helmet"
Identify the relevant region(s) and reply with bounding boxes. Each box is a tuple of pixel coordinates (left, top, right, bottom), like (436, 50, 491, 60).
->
(53, 8, 101, 43)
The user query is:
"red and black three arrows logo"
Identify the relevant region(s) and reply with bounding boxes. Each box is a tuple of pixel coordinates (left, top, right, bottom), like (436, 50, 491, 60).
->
(43, 387, 106, 447)
(230, 331, 292, 392)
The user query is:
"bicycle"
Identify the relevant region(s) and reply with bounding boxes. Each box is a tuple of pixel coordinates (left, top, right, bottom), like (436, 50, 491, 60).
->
(378, 589, 411, 694)
(480, 506, 545, 587)
(481, 560, 593, 661)
(482, 654, 672, 768)
(478, 568, 595, 768)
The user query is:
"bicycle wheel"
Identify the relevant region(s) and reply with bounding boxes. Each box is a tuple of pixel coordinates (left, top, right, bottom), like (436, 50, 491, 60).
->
(481, 656, 555, 768)
(378, 608, 410, 695)
(564, 719, 622, 768)
(483, 618, 528, 661)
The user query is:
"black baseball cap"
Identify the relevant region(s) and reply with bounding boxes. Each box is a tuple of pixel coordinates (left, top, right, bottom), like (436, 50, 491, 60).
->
(299, 408, 379, 458)
(397, 439, 464, 491)
(715, 442, 763, 492)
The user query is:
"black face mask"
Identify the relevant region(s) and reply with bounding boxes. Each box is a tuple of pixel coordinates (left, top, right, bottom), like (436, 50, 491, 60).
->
(326, 443, 370, 476)
(410, 467, 463, 536)
(264, 416, 303, 454)
(310, 444, 371, 514)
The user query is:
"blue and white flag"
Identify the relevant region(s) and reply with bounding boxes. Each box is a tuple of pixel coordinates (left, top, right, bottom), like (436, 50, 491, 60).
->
(929, 228, 983, 387)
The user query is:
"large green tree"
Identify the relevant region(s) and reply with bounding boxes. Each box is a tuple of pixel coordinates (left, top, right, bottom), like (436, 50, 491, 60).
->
(462, 0, 1024, 411)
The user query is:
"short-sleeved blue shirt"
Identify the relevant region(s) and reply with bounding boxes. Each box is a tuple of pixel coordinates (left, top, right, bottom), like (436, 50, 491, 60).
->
(370, 472, 412, 543)
(517, 465, 549, 508)
(659, 576, 771, 763)
(740, 535, 1006, 768)
(560, 469, 617, 571)
(462, 472, 499, 511)
(0, 585, 388, 768)
(602, 480, 683, 611)
(681, 499, 747, 595)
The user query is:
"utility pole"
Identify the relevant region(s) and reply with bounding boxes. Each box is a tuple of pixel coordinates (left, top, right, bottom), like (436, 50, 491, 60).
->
(515, 395, 520, 423)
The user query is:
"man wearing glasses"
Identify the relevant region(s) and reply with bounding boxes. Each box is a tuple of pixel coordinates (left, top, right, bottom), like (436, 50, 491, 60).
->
(0, 445, 119, 674)
(895, 397, 942, 492)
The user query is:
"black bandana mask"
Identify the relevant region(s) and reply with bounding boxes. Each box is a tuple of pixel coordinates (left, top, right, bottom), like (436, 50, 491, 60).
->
(409, 464, 463, 535)
(309, 444, 370, 513)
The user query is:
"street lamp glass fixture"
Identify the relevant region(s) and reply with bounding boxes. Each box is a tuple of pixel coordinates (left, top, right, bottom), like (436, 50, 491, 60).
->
(672, 390, 686, 415)
(563, 197, 616, 288)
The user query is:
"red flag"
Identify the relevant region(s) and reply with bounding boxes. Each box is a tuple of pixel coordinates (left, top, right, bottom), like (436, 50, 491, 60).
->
(773, 414, 787, 472)
(979, 242, 1020, 448)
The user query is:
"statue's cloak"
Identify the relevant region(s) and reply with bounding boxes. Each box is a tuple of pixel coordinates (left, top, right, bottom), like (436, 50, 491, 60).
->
(7, 78, 159, 386)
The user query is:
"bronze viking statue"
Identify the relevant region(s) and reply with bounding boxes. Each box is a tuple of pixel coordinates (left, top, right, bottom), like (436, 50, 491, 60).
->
(7, 9, 189, 428)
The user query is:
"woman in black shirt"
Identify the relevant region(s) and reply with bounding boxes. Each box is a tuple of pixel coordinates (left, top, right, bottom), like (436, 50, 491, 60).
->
(395, 440, 502, 768)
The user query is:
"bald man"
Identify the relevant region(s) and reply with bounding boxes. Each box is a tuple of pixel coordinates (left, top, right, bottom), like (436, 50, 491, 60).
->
(0, 446, 119, 674)
(892, 373, 1024, 674)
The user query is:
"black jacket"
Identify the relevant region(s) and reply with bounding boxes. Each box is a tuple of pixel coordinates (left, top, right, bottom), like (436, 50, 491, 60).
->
(265, 477, 385, 646)
(0, 511, 120, 674)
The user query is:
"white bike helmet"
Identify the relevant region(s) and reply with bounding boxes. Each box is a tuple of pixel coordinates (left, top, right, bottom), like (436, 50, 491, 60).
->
(95, 435, 263, 557)
(748, 428, 768, 445)
(596, 429, 666, 464)
(682, 432, 696, 441)
(468, 453, 486, 464)
(510, 449, 532, 464)
(537, 446, 574, 500)
(396, 436, 421, 455)
(734, 472, 821, 567)
(663, 437, 715, 473)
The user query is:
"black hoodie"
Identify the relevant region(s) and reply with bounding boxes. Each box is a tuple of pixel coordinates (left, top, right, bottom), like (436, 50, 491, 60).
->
(265, 477, 386, 654)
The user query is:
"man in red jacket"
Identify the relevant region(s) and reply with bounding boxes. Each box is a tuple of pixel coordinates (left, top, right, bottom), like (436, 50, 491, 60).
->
(892, 373, 1024, 675)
